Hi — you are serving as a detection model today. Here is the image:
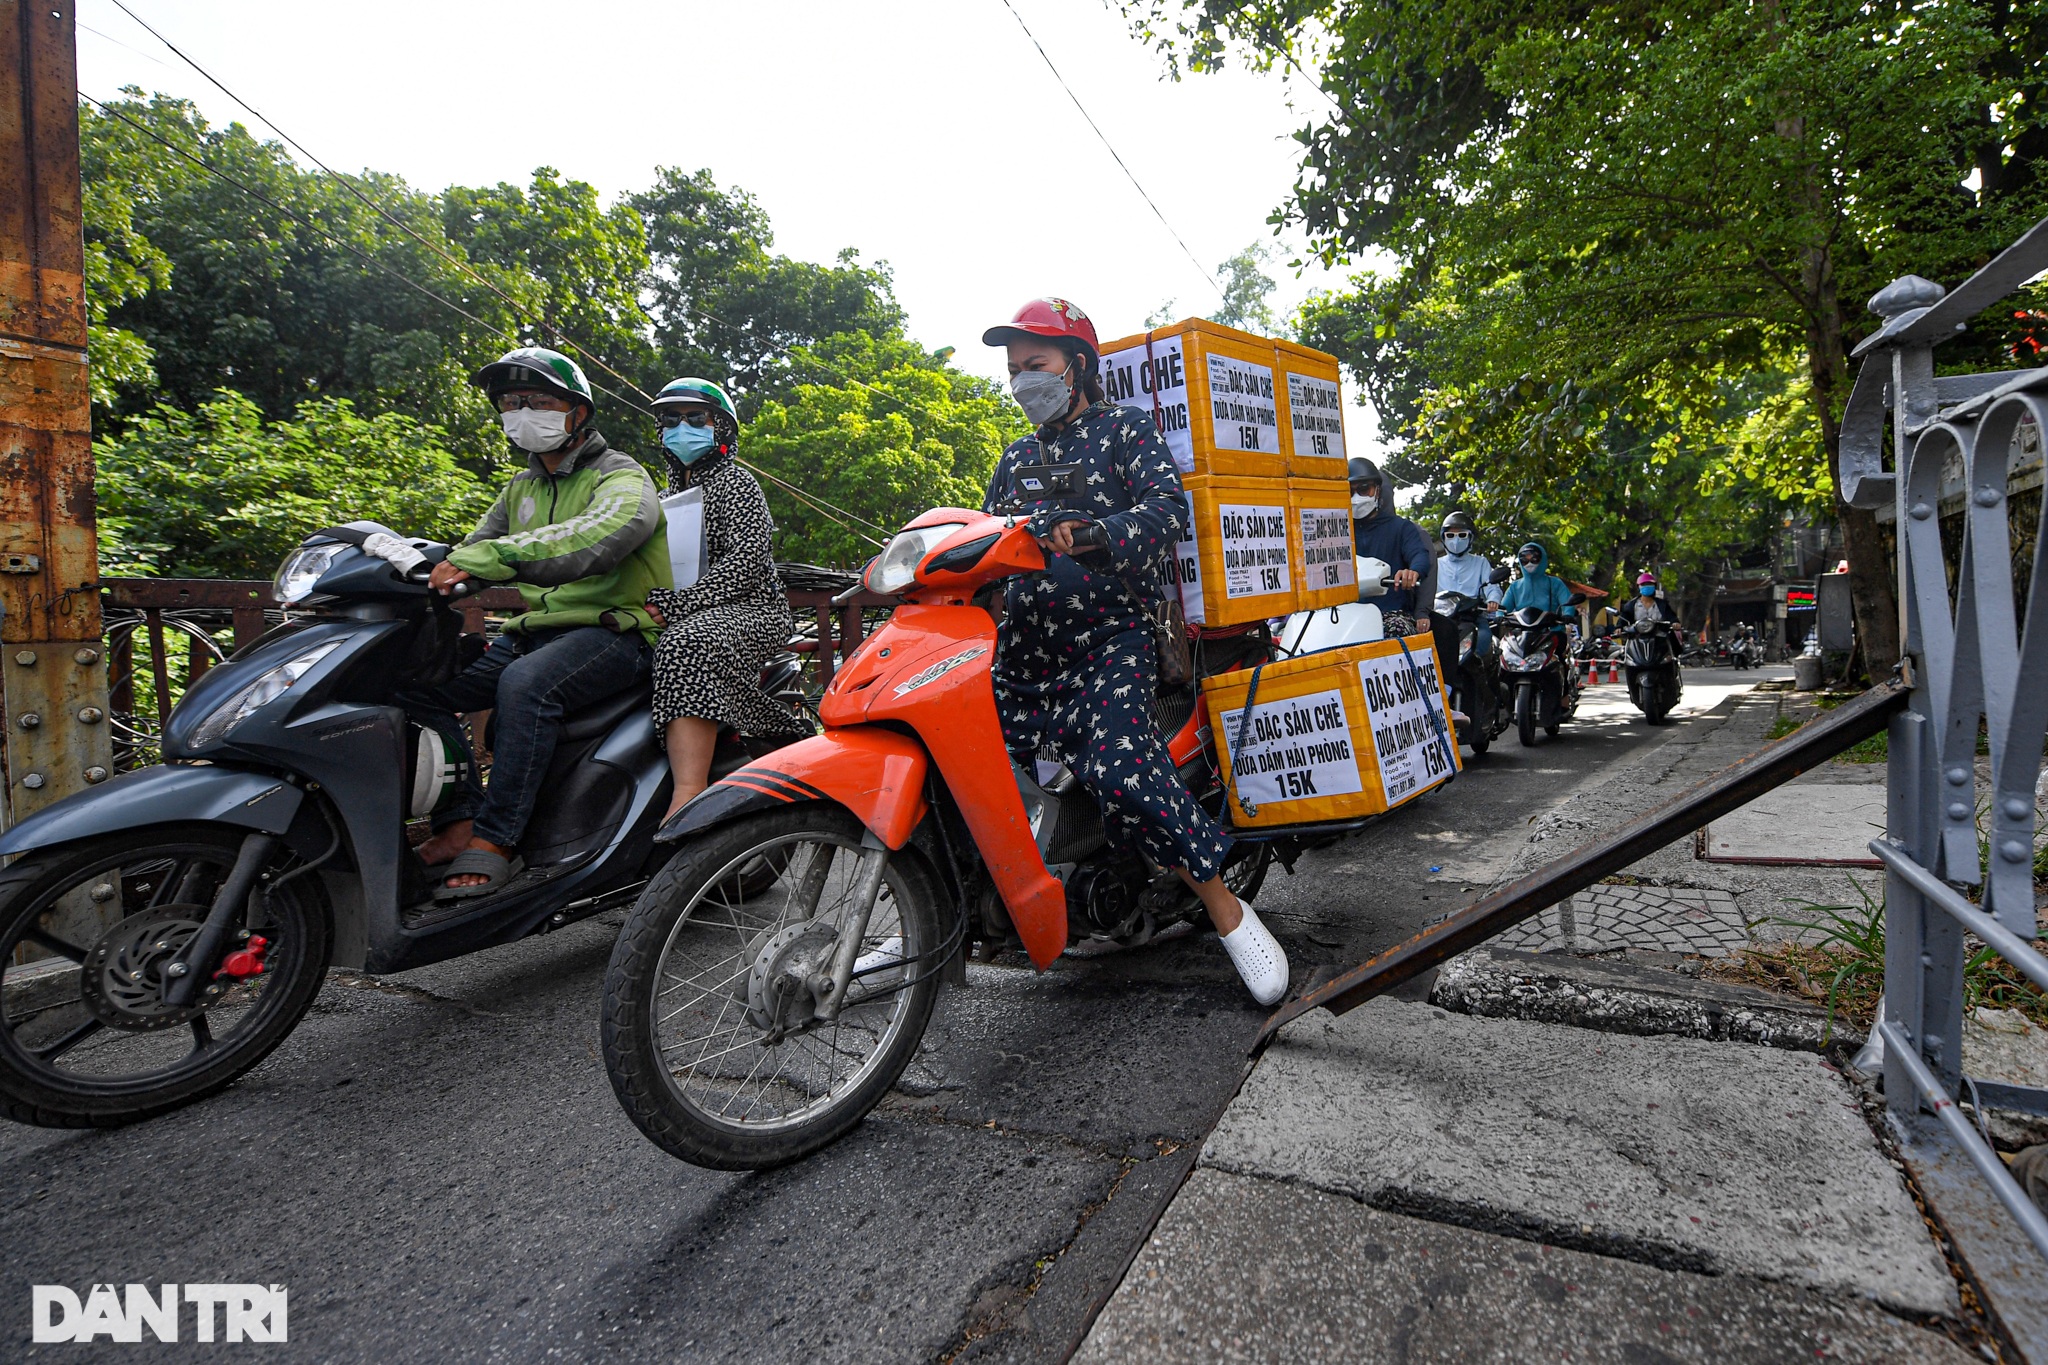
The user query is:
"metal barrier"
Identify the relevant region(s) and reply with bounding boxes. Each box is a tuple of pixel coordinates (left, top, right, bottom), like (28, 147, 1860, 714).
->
(1840, 217, 2048, 1261)
(89, 578, 887, 766)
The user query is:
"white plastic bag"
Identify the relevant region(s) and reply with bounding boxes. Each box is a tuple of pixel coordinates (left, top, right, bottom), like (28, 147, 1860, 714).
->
(662, 488, 707, 591)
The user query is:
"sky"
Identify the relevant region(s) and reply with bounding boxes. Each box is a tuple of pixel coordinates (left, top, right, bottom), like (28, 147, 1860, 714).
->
(73, 0, 1389, 457)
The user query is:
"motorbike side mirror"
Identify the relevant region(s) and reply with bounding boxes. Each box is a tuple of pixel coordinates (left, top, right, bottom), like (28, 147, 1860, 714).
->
(1567, 592, 1588, 606)
(1488, 564, 1513, 585)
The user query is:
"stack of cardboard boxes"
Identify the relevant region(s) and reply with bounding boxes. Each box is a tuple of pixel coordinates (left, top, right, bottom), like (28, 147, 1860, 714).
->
(1096, 319, 1356, 628)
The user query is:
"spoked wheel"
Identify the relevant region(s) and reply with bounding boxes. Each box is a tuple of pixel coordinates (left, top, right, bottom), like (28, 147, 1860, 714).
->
(0, 825, 332, 1127)
(602, 806, 943, 1169)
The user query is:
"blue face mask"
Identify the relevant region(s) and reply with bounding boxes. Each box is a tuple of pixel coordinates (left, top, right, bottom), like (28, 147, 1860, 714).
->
(662, 422, 719, 465)
(1639, 583, 1656, 597)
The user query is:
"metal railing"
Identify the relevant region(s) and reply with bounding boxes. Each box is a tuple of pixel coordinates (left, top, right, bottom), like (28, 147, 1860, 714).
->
(1840, 216, 2048, 1260)
(88, 577, 889, 769)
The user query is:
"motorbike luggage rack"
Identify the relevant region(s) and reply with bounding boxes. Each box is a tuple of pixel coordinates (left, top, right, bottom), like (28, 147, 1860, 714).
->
(1253, 675, 1910, 1051)
(1225, 814, 1379, 844)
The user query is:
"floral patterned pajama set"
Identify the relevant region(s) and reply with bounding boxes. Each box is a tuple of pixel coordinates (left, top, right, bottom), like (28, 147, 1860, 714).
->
(982, 401, 1233, 882)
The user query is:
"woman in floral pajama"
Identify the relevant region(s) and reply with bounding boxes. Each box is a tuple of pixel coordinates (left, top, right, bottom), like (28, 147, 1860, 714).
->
(981, 298, 1289, 1005)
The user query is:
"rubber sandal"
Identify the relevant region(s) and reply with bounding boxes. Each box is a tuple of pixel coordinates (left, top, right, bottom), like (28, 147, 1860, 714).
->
(1219, 899, 1290, 1006)
(435, 848, 524, 899)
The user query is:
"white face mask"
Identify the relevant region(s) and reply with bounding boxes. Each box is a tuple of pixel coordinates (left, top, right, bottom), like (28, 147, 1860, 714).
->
(1351, 493, 1378, 520)
(501, 408, 572, 454)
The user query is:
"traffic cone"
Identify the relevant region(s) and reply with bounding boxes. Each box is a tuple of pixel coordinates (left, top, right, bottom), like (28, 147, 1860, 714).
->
(1585, 659, 1600, 686)
(1607, 660, 1620, 684)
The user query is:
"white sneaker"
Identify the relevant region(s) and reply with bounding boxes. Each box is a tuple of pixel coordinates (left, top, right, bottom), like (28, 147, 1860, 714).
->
(1218, 899, 1289, 1006)
(852, 935, 903, 978)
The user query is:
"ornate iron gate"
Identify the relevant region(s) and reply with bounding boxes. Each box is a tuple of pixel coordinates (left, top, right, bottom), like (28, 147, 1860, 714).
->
(1841, 219, 2048, 1261)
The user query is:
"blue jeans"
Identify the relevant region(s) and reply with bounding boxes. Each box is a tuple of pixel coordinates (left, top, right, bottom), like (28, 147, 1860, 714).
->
(400, 626, 651, 848)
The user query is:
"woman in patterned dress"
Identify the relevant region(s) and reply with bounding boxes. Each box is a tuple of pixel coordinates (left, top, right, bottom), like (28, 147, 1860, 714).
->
(642, 377, 808, 822)
(981, 299, 1289, 1006)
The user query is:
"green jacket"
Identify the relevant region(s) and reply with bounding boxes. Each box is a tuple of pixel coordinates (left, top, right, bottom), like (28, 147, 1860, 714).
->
(446, 431, 669, 642)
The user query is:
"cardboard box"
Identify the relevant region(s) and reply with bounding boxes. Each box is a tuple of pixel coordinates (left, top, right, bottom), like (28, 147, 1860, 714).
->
(1274, 340, 1349, 481)
(1289, 477, 1356, 610)
(1202, 637, 1460, 829)
(1098, 319, 1287, 480)
(1173, 475, 1295, 627)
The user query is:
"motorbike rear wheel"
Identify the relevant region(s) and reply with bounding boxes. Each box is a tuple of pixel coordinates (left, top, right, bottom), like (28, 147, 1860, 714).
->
(601, 805, 943, 1170)
(0, 824, 332, 1127)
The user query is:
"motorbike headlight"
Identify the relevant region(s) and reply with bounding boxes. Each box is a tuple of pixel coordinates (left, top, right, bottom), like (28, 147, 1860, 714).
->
(274, 544, 344, 604)
(865, 524, 965, 596)
(186, 639, 342, 750)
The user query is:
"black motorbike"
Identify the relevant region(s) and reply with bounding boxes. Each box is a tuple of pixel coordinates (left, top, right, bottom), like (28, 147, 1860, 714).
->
(1728, 630, 1760, 670)
(1618, 618, 1685, 724)
(1497, 602, 1584, 746)
(0, 522, 805, 1127)
(1434, 590, 1510, 756)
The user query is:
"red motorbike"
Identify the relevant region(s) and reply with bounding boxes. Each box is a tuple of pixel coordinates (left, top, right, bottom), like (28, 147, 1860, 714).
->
(599, 504, 1278, 1169)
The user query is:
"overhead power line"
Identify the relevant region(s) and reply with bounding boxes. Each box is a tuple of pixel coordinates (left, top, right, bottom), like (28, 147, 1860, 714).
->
(995, 0, 1225, 301)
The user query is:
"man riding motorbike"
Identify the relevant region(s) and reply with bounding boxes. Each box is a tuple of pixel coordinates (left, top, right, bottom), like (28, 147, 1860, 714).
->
(982, 297, 1287, 1005)
(404, 347, 667, 896)
(1347, 457, 1433, 640)
(1434, 510, 1502, 653)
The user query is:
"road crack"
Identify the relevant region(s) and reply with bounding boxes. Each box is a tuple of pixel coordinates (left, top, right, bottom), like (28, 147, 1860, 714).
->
(324, 969, 501, 1017)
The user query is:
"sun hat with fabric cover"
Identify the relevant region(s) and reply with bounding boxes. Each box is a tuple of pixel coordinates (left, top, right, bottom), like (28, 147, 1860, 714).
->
(982, 297, 1101, 370)
(472, 346, 594, 408)
(1441, 510, 1475, 534)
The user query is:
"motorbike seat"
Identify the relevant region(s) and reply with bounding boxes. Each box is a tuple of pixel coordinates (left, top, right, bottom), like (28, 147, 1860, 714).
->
(558, 683, 652, 743)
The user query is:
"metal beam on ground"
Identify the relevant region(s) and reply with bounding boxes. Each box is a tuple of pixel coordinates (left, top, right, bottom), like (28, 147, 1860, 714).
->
(0, 0, 111, 829)
(1254, 677, 1910, 1049)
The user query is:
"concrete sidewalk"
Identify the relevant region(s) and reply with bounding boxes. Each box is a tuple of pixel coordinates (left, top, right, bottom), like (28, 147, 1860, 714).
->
(1076, 690, 1993, 1363)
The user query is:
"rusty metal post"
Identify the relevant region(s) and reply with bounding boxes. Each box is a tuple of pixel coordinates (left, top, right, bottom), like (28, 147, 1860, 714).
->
(0, 1, 112, 827)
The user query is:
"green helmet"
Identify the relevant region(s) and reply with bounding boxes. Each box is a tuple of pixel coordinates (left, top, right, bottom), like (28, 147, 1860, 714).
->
(472, 346, 595, 409)
(652, 376, 736, 418)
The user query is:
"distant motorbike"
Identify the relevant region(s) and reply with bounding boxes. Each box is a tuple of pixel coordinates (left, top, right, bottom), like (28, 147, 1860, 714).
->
(1618, 618, 1685, 724)
(1435, 590, 1510, 755)
(1498, 602, 1584, 746)
(0, 522, 806, 1127)
(1728, 632, 1760, 670)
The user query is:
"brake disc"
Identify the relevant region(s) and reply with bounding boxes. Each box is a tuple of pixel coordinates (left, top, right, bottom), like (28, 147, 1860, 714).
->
(742, 920, 840, 1038)
(78, 906, 227, 1031)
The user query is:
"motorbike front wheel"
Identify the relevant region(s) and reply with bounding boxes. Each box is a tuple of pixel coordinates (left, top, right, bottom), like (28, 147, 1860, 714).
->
(601, 805, 943, 1170)
(0, 824, 332, 1127)
(1515, 684, 1537, 747)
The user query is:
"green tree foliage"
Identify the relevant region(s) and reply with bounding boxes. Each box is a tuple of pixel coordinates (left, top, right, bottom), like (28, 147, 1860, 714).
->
(96, 390, 496, 580)
(1127, 0, 2048, 671)
(1210, 241, 1279, 333)
(80, 91, 990, 573)
(744, 335, 1028, 567)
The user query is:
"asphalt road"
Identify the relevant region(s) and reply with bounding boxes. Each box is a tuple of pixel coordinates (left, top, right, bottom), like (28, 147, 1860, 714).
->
(1, 667, 1779, 1363)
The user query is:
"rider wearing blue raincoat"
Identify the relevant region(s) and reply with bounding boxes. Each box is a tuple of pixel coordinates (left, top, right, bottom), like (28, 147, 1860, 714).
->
(1500, 541, 1574, 623)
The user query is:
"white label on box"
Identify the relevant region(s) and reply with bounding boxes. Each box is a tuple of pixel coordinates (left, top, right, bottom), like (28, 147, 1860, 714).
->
(1219, 503, 1291, 599)
(1217, 686, 1364, 807)
(1287, 371, 1346, 460)
(1357, 644, 1457, 806)
(1207, 354, 1280, 454)
(1298, 505, 1356, 594)
(1173, 491, 1205, 623)
(1100, 335, 1193, 472)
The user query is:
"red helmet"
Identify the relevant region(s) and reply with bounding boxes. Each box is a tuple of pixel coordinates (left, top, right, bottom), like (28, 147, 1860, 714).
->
(982, 297, 1100, 369)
